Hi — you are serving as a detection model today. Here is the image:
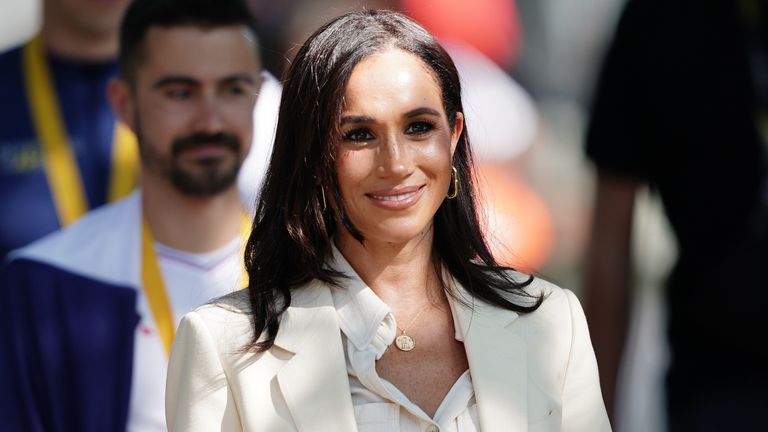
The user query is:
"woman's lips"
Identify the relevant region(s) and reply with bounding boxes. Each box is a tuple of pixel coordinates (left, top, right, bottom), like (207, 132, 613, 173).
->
(366, 185, 425, 210)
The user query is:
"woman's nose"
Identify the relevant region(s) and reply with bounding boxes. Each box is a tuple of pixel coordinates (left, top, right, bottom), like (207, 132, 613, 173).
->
(376, 133, 413, 177)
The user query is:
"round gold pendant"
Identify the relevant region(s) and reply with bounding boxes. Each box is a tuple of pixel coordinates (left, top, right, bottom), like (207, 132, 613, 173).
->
(395, 334, 415, 351)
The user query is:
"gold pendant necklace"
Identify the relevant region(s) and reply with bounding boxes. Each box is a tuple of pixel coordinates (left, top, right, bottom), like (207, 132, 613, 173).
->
(395, 332, 416, 352)
(394, 306, 428, 352)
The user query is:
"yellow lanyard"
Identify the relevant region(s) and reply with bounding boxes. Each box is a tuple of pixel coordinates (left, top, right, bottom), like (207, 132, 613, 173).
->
(22, 35, 138, 227)
(141, 215, 252, 357)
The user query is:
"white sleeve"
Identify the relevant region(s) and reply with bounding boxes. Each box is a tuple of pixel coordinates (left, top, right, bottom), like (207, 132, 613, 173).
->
(561, 289, 613, 432)
(166, 311, 242, 432)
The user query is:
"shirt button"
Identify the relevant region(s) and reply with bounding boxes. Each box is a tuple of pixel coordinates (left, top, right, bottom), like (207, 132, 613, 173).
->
(425, 426, 439, 432)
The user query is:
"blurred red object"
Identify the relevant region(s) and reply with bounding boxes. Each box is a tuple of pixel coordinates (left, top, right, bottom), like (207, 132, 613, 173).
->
(474, 163, 554, 273)
(402, 0, 521, 67)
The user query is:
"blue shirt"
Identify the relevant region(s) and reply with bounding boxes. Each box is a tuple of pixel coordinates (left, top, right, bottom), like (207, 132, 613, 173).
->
(0, 43, 121, 259)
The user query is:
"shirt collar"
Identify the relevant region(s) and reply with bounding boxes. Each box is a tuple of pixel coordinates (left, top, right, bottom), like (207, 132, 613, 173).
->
(447, 292, 466, 343)
(327, 244, 468, 354)
(328, 244, 396, 356)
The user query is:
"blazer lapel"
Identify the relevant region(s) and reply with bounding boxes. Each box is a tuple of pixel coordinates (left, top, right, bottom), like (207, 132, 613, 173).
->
(274, 283, 357, 432)
(453, 287, 529, 432)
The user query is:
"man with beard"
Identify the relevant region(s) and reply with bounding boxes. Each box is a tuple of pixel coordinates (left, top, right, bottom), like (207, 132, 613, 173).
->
(0, 0, 276, 430)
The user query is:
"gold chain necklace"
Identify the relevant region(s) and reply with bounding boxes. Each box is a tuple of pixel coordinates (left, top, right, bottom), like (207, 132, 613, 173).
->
(394, 305, 429, 352)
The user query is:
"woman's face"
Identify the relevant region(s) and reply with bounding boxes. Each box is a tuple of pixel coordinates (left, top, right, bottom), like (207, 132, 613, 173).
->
(334, 47, 463, 247)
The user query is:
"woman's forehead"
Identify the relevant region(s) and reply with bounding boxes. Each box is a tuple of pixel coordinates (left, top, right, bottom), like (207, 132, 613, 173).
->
(339, 48, 442, 111)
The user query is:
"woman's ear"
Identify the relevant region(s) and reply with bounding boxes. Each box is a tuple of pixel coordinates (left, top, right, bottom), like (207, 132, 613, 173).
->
(450, 112, 464, 157)
(107, 78, 136, 131)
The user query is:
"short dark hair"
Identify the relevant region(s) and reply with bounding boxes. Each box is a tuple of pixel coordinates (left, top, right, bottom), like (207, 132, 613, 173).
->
(245, 10, 541, 352)
(118, 0, 258, 82)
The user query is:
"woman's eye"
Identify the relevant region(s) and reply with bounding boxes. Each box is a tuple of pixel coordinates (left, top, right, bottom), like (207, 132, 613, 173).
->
(405, 121, 435, 135)
(343, 128, 374, 142)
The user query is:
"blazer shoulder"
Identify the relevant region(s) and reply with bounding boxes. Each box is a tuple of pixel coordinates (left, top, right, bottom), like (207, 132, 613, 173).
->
(520, 276, 581, 327)
(187, 280, 331, 352)
(489, 269, 563, 308)
(198, 288, 252, 315)
(503, 275, 584, 359)
(516, 279, 592, 381)
(185, 289, 254, 352)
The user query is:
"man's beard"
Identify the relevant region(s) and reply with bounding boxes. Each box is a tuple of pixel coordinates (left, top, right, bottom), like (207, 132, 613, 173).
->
(138, 128, 244, 197)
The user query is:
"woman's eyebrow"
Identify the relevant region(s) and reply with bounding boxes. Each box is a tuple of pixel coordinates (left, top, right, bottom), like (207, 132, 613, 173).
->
(339, 115, 375, 126)
(403, 107, 441, 118)
(339, 107, 441, 126)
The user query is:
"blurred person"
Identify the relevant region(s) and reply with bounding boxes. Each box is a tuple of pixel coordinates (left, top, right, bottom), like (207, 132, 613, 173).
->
(246, 0, 396, 75)
(583, 0, 768, 430)
(402, 0, 522, 68)
(447, 43, 555, 272)
(166, 10, 611, 432)
(0, 0, 271, 430)
(0, 0, 39, 51)
(0, 0, 280, 260)
(0, 0, 137, 260)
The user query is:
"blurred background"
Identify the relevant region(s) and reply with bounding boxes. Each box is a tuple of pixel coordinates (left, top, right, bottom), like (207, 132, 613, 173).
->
(0, 0, 674, 430)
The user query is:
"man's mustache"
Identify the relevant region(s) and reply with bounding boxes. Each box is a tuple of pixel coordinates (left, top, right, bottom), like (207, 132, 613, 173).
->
(171, 132, 240, 156)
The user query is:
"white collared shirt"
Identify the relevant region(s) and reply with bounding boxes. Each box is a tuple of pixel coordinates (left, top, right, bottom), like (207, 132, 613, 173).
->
(328, 251, 480, 432)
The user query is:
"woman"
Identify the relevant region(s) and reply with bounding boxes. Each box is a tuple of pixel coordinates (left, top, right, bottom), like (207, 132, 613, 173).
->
(166, 10, 610, 432)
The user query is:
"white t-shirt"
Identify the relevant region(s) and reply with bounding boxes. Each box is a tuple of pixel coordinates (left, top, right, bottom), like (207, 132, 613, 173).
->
(127, 236, 244, 432)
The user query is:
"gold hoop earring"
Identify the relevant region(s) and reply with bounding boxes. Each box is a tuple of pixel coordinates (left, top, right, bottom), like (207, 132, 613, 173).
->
(446, 166, 459, 199)
(320, 186, 327, 211)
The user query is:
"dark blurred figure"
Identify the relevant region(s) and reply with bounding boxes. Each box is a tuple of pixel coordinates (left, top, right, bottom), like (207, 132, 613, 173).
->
(246, 0, 396, 75)
(584, 0, 768, 431)
(0, 0, 138, 260)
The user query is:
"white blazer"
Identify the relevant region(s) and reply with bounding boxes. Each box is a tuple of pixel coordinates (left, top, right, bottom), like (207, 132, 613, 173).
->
(166, 276, 611, 432)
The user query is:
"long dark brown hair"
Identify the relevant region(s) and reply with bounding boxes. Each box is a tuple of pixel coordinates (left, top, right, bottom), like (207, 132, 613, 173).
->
(245, 10, 541, 352)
